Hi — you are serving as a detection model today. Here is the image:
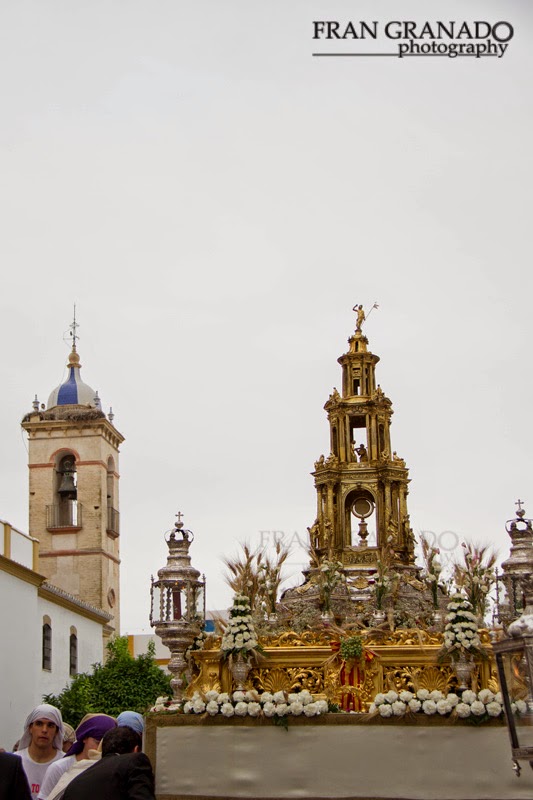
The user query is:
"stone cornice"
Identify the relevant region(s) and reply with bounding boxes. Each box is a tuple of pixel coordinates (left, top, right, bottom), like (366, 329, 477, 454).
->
(22, 416, 124, 448)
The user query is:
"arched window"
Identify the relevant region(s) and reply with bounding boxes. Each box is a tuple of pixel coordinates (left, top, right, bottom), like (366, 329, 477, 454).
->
(69, 628, 78, 676)
(42, 617, 52, 670)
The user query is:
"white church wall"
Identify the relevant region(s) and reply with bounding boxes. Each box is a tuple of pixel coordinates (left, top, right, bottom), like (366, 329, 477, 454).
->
(1, 515, 107, 750)
(0, 567, 40, 749)
(38, 594, 105, 699)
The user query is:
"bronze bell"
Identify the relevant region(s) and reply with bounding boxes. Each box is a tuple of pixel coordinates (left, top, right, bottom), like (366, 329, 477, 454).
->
(58, 462, 77, 500)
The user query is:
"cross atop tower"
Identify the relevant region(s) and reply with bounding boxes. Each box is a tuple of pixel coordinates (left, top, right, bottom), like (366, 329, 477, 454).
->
(69, 304, 80, 350)
(516, 498, 526, 518)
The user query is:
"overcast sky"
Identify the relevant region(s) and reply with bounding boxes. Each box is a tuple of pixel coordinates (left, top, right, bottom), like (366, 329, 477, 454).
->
(1, 0, 531, 633)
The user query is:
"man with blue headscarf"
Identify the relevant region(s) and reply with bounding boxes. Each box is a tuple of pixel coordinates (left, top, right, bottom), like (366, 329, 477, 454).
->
(16, 704, 64, 799)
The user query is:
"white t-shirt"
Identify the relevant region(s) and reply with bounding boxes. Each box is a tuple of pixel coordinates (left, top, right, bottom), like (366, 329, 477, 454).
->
(38, 754, 76, 799)
(17, 748, 64, 799)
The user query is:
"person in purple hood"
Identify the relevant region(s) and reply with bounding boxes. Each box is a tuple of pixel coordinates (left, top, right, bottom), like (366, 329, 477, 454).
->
(37, 714, 116, 800)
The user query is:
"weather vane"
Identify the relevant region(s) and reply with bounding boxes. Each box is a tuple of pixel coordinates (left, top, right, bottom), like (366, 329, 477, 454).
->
(64, 304, 80, 350)
(352, 301, 379, 332)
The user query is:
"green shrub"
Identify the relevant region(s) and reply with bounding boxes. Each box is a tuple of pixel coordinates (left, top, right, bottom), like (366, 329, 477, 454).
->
(43, 637, 171, 727)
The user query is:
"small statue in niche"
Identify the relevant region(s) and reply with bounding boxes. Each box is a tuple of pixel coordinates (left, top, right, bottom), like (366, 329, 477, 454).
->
(355, 443, 368, 462)
(323, 517, 333, 557)
(403, 515, 416, 557)
(307, 518, 321, 549)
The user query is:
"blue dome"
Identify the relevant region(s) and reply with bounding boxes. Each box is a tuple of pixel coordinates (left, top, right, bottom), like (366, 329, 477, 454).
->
(47, 348, 100, 409)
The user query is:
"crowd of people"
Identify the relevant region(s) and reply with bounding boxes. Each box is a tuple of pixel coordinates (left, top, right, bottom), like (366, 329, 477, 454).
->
(0, 703, 155, 800)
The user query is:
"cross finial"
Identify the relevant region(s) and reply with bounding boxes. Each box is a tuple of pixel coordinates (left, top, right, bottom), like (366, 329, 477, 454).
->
(69, 304, 79, 350)
(175, 511, 184, 529)
(516, 498, 526, 518)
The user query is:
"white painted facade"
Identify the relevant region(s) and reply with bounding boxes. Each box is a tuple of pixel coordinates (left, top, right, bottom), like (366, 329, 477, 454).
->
(0, 520, 109, 749)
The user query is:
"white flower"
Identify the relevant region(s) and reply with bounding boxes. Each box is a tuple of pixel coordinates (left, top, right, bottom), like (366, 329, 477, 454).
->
(315, 700, 328, 714)
(206, 690, 220, 702)
(206, 701, 219, 716)
(233, 691, 246, 703)
(378, 704, 393, 717)
(494, 692, 502, 705)
(289, 701, 304, 716)
(260, 692, 274, 704)
(154, 696, 167, 706)
(470, 700, 485, 716)
(436, 700, 451, 715)
(288, 693, 300, 704)
(478, 689, 495, 705)
(303, 703, 319, 717)
(247, 702, 261, 717)
(391, 701, 406, 716)
(234, 702, 248, 716)
(515, 700, 527, 714)
(446, 693, 459, 707)
(300, 691, 314, 706)
(461, 690, 477, 705)
(455, 703, 471, 718)
(399, 691, 413, 703)
(192, 700, 206, 714)
(486, 702, 502, 717)
(416, 689, 430, 701)
(245, 691, 259, 702)
(373, 693, 386, 706)
(217, 693, 230, 704)
(275, 703, 289, 717)
(369, 703, 377, 714)
(408, 699, 421, 713)
(429, 690, 444, 702)
(262, 702, 276, 717)
(385, 690, 399, 703)
(422, 700, 437, 715)
(273, 691, 286, 704)
(221, 703, 235, 717)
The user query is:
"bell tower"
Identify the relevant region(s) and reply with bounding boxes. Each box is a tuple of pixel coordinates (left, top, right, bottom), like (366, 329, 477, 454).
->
(21, 319, 124, 635)
(311, 308, 415, 574)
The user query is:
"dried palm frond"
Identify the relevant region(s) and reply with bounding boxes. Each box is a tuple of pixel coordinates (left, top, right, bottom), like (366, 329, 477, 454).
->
(222, 543, 263, 611)
(257, 540, 291, 614)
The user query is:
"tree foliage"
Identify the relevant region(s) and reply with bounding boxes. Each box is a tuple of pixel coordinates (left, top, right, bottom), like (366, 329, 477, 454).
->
(43, 636, 171, 727)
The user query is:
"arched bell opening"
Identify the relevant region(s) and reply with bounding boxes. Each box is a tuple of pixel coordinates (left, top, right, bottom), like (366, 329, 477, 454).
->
(51, 452, 79, 527)
(345, 489, 376, 547)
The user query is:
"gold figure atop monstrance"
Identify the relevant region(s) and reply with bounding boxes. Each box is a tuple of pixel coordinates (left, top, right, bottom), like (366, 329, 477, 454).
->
(352, 302, 378, 332)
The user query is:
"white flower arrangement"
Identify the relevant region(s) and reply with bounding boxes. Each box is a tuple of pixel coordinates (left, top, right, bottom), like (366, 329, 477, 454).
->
(369, 688, 508, 722)
(441, 595, 484, 661)
(173, 689, 329, 720)
(220, 594, 261, 660)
